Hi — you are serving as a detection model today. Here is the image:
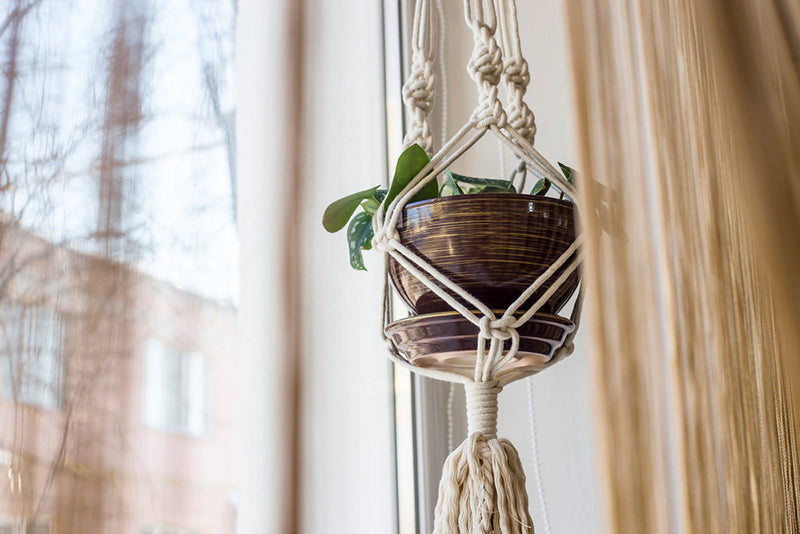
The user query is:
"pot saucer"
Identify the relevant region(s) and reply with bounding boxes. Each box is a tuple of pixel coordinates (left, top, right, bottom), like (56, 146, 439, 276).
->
(385, 310, 575, 376)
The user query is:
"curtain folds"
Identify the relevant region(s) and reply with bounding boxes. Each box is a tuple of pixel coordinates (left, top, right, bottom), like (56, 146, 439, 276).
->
(566, 1, 800, 532)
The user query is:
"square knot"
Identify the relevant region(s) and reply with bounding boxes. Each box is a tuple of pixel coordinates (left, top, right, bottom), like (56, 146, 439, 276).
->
(502, 58, 530, 89)
(478, 315, 515, 340)
(468, 28, 503, 87)
(402, 61, 435, 113)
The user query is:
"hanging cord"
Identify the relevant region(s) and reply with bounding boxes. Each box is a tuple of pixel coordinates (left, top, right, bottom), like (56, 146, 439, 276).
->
(447, 383, 457, 452)
(494, 0, 536, 145)
(464, 0, 507, 129)
(527, 377, 552, 534)
(435, 0, 448, 148)
(403, 0, 437, 153)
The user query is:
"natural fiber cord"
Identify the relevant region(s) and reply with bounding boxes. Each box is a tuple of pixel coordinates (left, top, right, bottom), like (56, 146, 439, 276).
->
(565, 0, 800, 532)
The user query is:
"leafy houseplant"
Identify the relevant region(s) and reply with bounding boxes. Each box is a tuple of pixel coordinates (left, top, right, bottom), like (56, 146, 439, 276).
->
(322, 143, 575, 271)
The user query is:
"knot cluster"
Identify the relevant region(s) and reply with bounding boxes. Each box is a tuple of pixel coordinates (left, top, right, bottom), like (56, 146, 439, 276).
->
(503, 58, 536, 144)
(502, 57, 530, 89)
(372, 227, 399, 252)
(478, 315, 515, 341)
(467, 25, 507, 129)
(403, 52, 435, 114)
(467, 26, 503, 87)
(402, 51, 435, 153)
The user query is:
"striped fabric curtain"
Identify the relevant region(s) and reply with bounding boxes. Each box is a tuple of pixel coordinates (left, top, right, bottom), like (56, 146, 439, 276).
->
(565, 1, 800, 532)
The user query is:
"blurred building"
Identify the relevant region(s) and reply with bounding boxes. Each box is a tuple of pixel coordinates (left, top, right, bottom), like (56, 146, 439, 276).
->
(0, 221, 237, 534)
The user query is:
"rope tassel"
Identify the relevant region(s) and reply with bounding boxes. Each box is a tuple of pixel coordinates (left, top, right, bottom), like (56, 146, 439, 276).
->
(433, 383, 535, 533)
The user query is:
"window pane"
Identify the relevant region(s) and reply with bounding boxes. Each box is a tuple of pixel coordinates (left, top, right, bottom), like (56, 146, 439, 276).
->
(0, 0, 237, 532)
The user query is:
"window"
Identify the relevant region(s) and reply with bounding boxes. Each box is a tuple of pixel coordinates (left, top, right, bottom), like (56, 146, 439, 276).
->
(143, 339, 207, 436)
(0, 519, 51, 534)
(0, 305, 63, 409)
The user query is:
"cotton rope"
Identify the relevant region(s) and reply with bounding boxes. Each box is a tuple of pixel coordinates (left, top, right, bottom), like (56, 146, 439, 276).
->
(379, 0, 583, 531)
(527, 378, 552, 534)
(403, 0, 436, 153)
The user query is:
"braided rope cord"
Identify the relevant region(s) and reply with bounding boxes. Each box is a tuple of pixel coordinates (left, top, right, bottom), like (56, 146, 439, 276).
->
(403, 0, 437, 153)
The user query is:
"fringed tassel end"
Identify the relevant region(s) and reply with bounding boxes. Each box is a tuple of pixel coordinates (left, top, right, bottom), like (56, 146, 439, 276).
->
(433, 381, 535, 533)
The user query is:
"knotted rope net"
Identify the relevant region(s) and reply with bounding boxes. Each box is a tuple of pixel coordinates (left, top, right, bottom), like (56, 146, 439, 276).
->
(377, 0, 584, 532)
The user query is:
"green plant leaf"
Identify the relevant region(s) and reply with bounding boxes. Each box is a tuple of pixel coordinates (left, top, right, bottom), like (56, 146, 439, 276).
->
(557, 162, 576, 200)
(558, 162, 575, 183)
(323, 185, 381, 233)
(532, 178, 551, 196)
(450, 171, 516, 193)
(361, 197, 380, 215)
(473, 185, 516, 194)
(384, 144, 437, 209)
(440, 169, 464, 196)
(346, 212, 374, 271)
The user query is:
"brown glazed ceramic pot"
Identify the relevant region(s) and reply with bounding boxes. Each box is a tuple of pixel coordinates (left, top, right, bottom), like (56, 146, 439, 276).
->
(388, 194, 579, 315)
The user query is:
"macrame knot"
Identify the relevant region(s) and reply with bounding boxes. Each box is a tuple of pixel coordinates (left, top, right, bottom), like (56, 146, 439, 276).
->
(403, 52, 435, 114)
(465, 380, 501, 438)
(503, 57, 530, 90)
(468, 25, 503, 88)
(507, 105, 536, 144)
(372, 227, 399, 252)
(478, 315, 515, 341)
(472, 89, 507, 129)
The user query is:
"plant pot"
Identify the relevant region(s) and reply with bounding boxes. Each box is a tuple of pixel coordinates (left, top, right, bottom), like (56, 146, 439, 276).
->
(385, 310, 575, 376)
(388, 194, 579, 316)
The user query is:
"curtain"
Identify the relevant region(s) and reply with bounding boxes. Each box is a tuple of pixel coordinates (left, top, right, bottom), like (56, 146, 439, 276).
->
(566, 1, 800, 532)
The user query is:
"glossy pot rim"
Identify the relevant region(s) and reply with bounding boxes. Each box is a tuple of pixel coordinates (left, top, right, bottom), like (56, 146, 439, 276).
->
(401, 193, 575, 214)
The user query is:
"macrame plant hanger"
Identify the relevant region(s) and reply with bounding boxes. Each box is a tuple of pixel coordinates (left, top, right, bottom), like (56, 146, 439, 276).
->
(374, 0, 584, 532)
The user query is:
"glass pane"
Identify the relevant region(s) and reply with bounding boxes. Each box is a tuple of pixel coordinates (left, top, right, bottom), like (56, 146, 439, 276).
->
(0, 0, 237, 532)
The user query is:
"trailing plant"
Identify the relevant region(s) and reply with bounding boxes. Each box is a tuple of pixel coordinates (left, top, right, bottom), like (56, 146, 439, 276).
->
(322, 143, 575, 270)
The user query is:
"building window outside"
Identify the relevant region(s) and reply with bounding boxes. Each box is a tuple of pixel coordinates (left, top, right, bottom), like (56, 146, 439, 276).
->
(0, 305, 63, 410)
(143, 339, 207, 436)
(0, 519, 51, 534)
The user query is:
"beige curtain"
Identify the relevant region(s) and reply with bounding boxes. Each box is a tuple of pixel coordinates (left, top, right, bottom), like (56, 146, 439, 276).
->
(566, 1, 800, 532)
